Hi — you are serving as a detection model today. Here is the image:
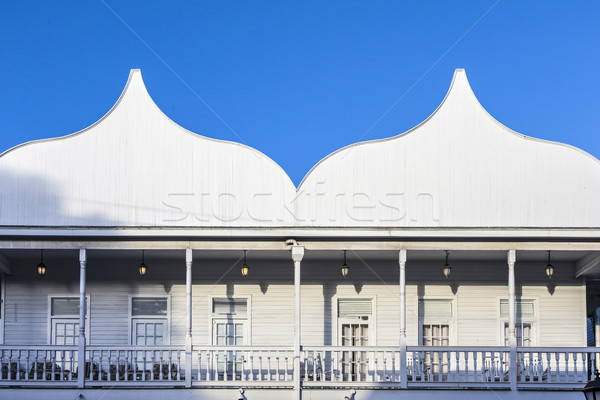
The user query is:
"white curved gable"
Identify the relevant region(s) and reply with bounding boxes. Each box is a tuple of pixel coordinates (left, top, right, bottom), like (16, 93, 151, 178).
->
(0, 70, 297, 227)
(297, 69, 600, 228)
(1, 69, 598, 229)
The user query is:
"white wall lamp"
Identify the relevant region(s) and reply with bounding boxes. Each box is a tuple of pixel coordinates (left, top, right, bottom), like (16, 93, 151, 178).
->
(442, 250, 451, 278)
(138, 250, 148, 276)
(546, 251, 554, 279)
(37, 249, 46, 276)
(241, 250, 249, 277)
(341, 250, 349, 278)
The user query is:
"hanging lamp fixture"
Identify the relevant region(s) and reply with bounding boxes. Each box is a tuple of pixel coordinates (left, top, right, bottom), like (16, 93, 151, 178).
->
(442, 250, 451, 278)
(138, 250, 147, 276)
(546, 251, 554, 279)
(37, 249, 46, 276)
(241, 250, 249, 276)
(341, 250, 349, 278)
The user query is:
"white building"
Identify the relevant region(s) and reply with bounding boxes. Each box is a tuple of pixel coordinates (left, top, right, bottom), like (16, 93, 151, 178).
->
(0, 69, 599, 400)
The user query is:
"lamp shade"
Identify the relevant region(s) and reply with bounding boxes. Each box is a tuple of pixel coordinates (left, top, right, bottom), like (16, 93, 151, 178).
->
(37, 262, 46, 276)
(583, 371, 600, 400)
(341, 250, 349, 278)
(241, 250, 249, 276)
(138, 262, 147, 276)
(341, 263, 349, 278)
(37, 249, 46, 276)
(442, 251, 451, 278)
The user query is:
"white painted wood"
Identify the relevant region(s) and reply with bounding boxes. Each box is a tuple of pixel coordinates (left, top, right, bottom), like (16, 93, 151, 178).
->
(185, 248, 192, 388)
(507, 249, 517, 391)
(399, 249, 407, 387)
(297, 69, 600, 228)
(0, 70, 296, 228)
(291, 245, 304, 400)
(1, 69, 599, 229)
(78, 248, 86, 388)
(2, 257, 585, 348)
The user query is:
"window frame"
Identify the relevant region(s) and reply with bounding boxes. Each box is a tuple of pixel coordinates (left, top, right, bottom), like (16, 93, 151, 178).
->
(333, 296, 377, 346)
(417, 297, 457, 346)
(497, 297, 539, 346)
(47, 294, 91, 345)
(209, 296, 252, 346)
(128, 295, 171, 346)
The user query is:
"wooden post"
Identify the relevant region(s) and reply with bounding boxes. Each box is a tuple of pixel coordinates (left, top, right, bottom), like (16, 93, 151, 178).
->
(185, 248, 193, 388)
(508, 249, 517, 390)
(399, 249, 407, 388)
(292, 245, 304, 400)
(78, 249, 86, 389)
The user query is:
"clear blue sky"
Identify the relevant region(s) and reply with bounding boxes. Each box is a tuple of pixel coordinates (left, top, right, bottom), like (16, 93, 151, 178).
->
(1, 1, 598, 186)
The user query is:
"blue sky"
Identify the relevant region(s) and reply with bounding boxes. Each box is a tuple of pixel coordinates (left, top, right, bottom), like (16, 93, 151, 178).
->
(1, 1, 598, 186)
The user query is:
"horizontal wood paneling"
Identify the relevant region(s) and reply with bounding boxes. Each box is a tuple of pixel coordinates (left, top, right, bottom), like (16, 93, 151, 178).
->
(3, 257, 585, 347)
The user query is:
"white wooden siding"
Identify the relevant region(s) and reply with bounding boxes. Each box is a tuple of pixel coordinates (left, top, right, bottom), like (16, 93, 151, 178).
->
(0, 69, 598, 228)
(2, 257, 585, 347)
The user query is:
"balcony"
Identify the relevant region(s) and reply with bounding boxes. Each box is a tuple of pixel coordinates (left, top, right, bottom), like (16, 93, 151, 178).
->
(0, 345, 596, 390)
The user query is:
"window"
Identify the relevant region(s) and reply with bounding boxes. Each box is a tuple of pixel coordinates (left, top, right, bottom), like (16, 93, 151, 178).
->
(500, 299, 535, 346)
(337, 299, 372, 382)
(418, 299, 454, 378)
(48, 296, 89, 345)
(211, 298, 249, 380)
(130, 297, 169, 346)
(418, 299, 453, 346)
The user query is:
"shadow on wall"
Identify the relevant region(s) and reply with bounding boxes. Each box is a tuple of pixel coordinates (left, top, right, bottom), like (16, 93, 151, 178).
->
(0, 169, 118, 226)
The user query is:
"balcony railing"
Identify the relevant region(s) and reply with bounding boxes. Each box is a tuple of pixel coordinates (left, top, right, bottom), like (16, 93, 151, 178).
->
(0, 345, 597, 389)
(193, 346, 294, 386)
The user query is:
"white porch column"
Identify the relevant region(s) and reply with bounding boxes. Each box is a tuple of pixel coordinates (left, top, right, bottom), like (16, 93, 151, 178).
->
(595, 307, 600, 371)
(77, 249, 87, 389)
(291, 245, 305, 400)
(185, 248, 193, 388)
(399, 249, 408, 388)
(507, 249, 517, 390)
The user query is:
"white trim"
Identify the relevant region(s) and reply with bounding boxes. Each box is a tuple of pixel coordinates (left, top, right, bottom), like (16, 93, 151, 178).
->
(47, 294, 90, 345)
(582, 277, 588, 346)
(128, 295, 171, 345)
(333, 296, 377, 346)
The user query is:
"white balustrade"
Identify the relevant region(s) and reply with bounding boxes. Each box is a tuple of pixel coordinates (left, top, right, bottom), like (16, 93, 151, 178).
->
(0, 346, 78, 383)
(301, 346, 402, 384)
(407, 346, 509, 385)
(517, 347, 598, 387)
(193, 346, 294, 385)
(84, 346, 184, 384)
(0, 345, 599, 389)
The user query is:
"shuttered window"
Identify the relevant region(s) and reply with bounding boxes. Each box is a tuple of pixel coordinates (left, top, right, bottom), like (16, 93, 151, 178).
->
(500, 300, 535, 320)
(338, 300, 372, 318)
(51, 297, 80, 316)
(418, 299, 453, 320)
(213, 298, 247, 315)
(132, 298, 168, 316)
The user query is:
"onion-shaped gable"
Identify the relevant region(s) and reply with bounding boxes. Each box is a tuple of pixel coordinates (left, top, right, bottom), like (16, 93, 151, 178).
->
(296, 69, 600, 228)
(0, 70, 297, 227)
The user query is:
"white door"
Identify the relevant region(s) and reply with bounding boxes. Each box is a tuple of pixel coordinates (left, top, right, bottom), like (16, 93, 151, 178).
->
(51, 318, 79, 345)
(337, 299, 372, 382)
(213, 320, 245, 380)
(340, 321, 369, 381)
(132, 319, 167, 346)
